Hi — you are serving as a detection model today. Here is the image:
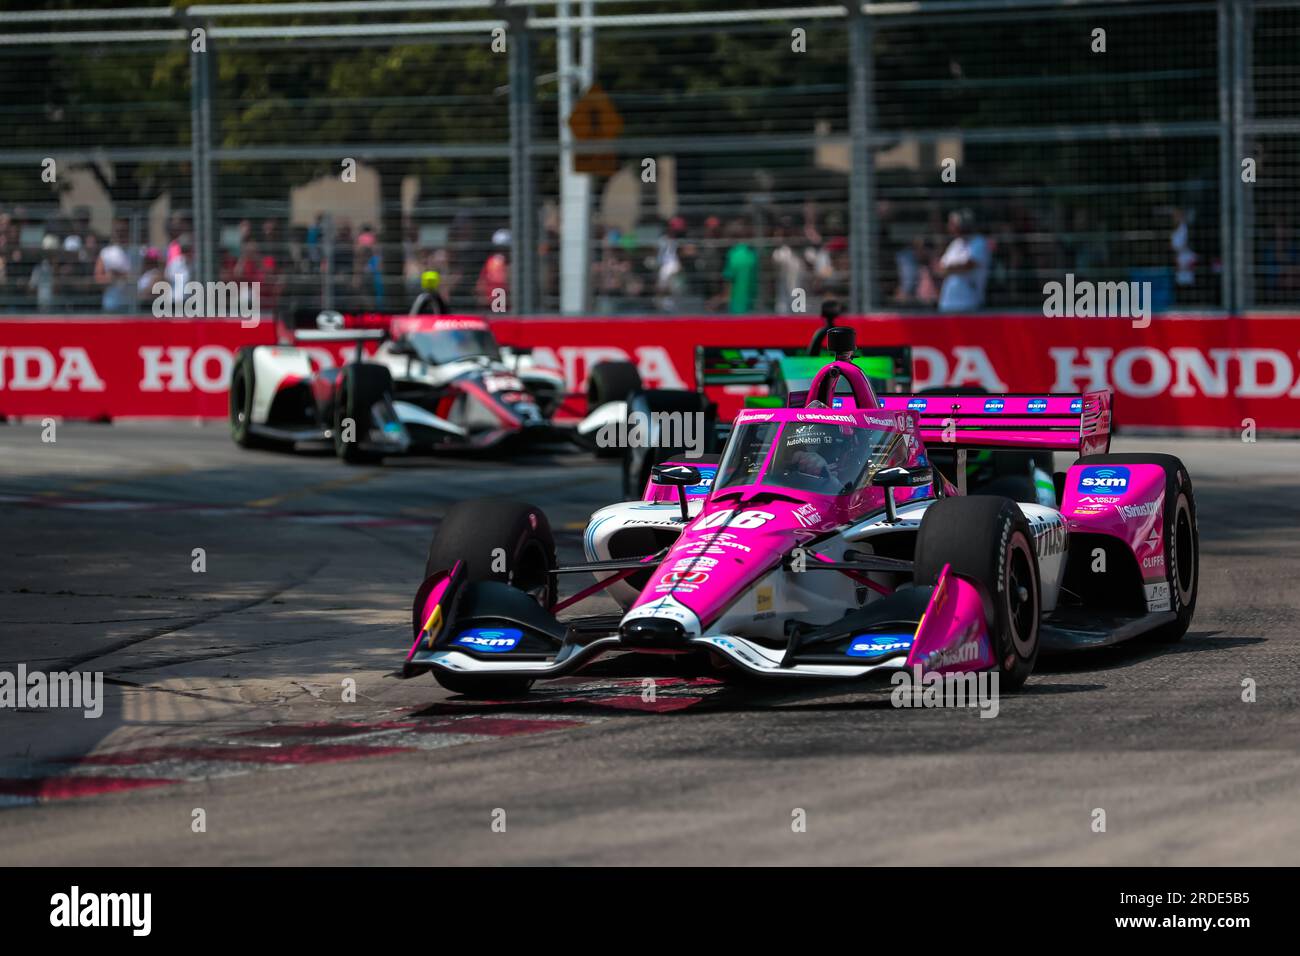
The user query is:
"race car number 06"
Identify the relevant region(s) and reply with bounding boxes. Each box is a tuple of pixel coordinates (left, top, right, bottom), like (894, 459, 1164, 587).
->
(695, 509, 776, 530)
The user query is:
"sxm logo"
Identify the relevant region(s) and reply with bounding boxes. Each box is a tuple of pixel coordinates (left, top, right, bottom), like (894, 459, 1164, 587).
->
(687, 466, 717, 496)
(1077, 466, 1130, 493)
(846, 633, 914, 658)
(453, 628, 523, 653)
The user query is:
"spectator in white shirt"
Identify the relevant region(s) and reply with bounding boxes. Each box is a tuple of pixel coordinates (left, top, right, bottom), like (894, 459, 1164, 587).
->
(95, 219, 133, 312)
(935, 209, 991, 312)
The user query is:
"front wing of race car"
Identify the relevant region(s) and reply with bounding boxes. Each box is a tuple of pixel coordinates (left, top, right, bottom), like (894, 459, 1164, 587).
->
(401, 557, 996, 684)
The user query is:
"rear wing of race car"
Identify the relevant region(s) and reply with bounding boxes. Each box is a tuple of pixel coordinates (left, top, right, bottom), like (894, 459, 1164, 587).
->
(285, 308, 388, 337)
(696, 344, 912, 395)
(876, 390, 1113, 458)
(280, 309, 389, 359)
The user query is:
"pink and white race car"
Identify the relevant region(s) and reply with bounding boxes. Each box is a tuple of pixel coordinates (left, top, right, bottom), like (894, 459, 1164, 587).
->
(402, 327, 1199, 698)
(228, 312, 573, 464)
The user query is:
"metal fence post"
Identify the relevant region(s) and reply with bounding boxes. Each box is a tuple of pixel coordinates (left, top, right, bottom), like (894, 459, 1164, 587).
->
(508, 8, 537, 315)
(847, 2, 874, 314)
(188, 17, 215, 287)
(1218, 0, 1236, 313)
(1232, 0, 1253, 312)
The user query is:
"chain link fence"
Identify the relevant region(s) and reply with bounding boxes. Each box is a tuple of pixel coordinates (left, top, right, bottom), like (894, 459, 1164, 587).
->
(0, 0, 1296, 316)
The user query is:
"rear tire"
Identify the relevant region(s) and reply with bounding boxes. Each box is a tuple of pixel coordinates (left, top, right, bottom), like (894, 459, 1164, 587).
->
(333, 363, 393, 464)
(915, 496, 1041, 691)
(424, 499, 557, 698)
(1076, 453, 1198, 643)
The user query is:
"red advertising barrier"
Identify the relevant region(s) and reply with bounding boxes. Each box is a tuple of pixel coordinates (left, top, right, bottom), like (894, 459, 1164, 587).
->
(0, 318, 275, 419)
(2, 314, 1299, 431)
(492, 314, 1300, 432)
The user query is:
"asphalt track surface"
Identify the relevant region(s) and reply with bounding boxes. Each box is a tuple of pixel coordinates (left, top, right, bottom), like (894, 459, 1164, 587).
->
(0, 423, 1297, 866)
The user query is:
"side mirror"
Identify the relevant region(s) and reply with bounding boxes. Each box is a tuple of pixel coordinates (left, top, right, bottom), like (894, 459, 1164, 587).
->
(871, 464, 932, 523)
(871, 464, 932, 489)
(390, 337, 417, 357)
(652, 464, 701, 487)
(651, 464, 701, 521)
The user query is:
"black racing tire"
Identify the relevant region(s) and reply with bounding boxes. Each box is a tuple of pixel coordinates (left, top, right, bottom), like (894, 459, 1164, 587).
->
(430, 670, 535, 699)
(914, 495, 1041, 691)
(971, 474, 1038, 504)
(1053, 471, 1068, 509)
(229, 348, 283, 451)
(424, 499, 556, 699)
(1076, 453, 1198, 643)
(587, 361, 643, 408)
(621, 389, 716, 499)
(587, 362, 643, 458)
(333, 363, 393, 464)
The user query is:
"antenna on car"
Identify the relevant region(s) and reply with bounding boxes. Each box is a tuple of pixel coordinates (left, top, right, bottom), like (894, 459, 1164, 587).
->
(807, 300, 856, 359)
(826, 326, 856, 362)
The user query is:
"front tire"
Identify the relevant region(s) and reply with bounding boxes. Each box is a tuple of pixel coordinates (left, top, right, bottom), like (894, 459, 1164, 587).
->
(424, 499, 557, 697)
(587, 362, 643, 458)
(587, 360, 642, 408)
(333, 363, 393, 464)
(915, 495, 1041, 691)
(229, 348, 283, 451)
(621, 389, 715, 499)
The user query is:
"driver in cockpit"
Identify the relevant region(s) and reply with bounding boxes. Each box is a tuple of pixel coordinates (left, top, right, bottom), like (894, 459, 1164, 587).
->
(774, 423, 869, 493)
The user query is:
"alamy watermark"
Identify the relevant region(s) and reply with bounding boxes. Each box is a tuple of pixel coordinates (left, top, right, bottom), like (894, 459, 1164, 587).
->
(152, 280, 262, 328)
(1, 665, 104, 718)
(1043, 273, 1152, 328)
(889, 664, 1000, 718)
(595, 410, 705, 459)
(50, 886, 151, 936)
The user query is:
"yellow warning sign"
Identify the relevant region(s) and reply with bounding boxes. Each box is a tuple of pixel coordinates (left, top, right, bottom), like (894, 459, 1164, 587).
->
(568, 83, 623, 176)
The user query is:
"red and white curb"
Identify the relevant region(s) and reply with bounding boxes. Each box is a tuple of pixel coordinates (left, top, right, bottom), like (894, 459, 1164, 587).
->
(0, 493, 427, 530)
(0, 677, 727, 808)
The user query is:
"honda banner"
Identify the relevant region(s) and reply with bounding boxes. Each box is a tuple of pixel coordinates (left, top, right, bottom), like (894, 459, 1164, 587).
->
(2, 314, 1298, 431)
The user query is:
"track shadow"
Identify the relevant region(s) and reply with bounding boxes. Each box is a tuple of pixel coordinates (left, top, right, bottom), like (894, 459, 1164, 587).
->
(1035, 629, 1257, 675)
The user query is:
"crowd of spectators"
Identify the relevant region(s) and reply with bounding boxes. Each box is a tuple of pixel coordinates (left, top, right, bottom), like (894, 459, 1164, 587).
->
(0, 199, 1227, 317)
(583, 203, 853, 316)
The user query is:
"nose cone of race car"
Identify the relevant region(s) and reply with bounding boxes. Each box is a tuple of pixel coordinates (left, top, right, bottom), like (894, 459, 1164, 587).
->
(620, 494, 843, 637)
(619, 616, 688, 648)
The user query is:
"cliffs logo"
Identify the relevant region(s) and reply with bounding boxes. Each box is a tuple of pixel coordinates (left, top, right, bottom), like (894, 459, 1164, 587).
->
(983, 398, 1005, 413)
(1078, 466, 1130, 492)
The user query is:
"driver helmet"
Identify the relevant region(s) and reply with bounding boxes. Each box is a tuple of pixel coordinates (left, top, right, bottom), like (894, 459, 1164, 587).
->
(421, 270, 441, 292)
